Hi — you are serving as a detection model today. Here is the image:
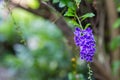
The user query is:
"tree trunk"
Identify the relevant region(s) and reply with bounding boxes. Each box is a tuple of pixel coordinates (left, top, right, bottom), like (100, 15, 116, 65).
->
(105, 0, 120, 79)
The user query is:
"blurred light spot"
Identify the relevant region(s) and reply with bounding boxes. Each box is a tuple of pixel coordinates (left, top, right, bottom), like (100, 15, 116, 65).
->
(14, 44, 23, 52)
(98, 54, 104, 63)
(49, 61, 58, 71)
(71, 58, 76, 62)
(77, 58, 85, 65)
(27, 36, 39, 50)
(14, 44, 33, 67)
(27, 0, 40, 9)
(59, 70, 66, 77)
(38, 58, 47, 68)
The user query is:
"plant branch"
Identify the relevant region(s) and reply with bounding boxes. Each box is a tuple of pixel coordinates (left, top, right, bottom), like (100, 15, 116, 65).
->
(9, 1, 115, 80)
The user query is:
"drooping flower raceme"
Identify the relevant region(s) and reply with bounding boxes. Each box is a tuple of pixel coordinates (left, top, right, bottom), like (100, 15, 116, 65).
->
(74, 27, 96, 62)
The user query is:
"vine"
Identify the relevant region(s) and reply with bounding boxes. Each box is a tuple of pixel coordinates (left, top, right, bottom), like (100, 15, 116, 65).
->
(87, 63, 93, 80)
(4, 0, 26, 45)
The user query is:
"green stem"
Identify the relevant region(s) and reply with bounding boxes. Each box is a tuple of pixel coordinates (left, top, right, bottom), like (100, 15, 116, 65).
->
(87, 63, 93, 80)
(75, 13, 83, 30)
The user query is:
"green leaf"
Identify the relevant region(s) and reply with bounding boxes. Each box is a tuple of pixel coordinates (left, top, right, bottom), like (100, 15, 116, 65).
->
(64, 12, 74, 17)
(59, 1, 66, 7)
(59, 0, 69, 7)
(69, 19, 79, 26)
(81, 13, 95, 21)
(113, 18, 120, 28)
(85, 23, 91, 29)
(67, 1, 74, 7)
(64, 8, 75, 17)
(110, 36, 120, 50)
(75, 0, 81, 8)
(52, 0, 59, 3)
(68, 72, 76, 80)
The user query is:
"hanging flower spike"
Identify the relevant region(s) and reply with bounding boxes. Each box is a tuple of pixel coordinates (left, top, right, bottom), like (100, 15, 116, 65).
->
(74, 27, 96, 62)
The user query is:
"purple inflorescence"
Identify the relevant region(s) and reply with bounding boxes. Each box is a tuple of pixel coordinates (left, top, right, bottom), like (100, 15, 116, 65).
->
(74, 27, 96, 62)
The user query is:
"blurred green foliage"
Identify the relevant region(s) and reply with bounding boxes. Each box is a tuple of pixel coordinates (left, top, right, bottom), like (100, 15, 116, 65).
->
(27, 0, 40, 9)
(112, 60, 120, 75)
(0, 8, 72, 80)
(0, 7, 88, 80)
(114, 0, 120, 13)
(113, 18, 120, 28)
(111, 0, 120, 75)
(110, 36, 120, 50)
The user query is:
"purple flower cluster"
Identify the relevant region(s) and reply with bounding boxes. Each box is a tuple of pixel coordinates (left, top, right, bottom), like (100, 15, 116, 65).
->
(74, 27, 96, 62)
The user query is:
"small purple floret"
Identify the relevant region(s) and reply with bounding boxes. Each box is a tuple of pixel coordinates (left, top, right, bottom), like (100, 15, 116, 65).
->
(74, 27, 96, 62)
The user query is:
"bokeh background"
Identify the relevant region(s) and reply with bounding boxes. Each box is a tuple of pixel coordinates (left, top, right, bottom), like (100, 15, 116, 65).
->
(0, 0, 120, 80)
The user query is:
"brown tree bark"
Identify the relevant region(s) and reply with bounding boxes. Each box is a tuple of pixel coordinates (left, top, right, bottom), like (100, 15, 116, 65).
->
(94, 0, 113, 79)
(105, 0, 120, 79)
